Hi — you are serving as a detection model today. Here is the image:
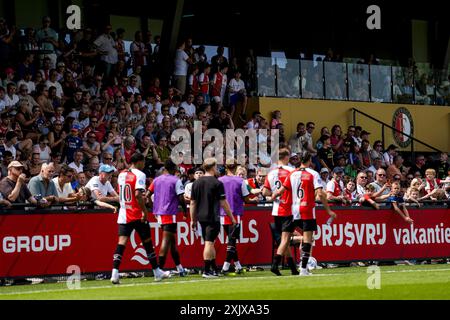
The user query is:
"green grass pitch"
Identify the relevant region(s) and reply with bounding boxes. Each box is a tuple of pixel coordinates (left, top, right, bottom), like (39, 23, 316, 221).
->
(1, 264, 450, 300)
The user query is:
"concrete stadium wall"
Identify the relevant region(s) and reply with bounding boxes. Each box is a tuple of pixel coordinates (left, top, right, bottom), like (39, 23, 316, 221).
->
(258, 97, 450, 152)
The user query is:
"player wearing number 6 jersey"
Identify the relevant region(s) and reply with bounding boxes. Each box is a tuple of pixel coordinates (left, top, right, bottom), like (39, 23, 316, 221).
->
(147, 159, 188, 276)
(110, 153, 170, 284)
(261, 148, 298, 276)
(272, 152, 336, 276)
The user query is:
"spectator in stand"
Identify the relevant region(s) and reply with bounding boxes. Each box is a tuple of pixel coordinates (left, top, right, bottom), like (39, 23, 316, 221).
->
(330, 125, 344, 153)
(408, 154, 426, 177)
(319, 167, 330, 189)
(228, 70, 247, 120)
(18, 71, 36, 96)
(383, 144, 398, 168)
(355, 171, 368, 199)
(45, 69, 64, 99)
(198, 63, 211, 104)
(4, 83, 19, 110)
(68, 149, 84, 174)
(245, 167, 268, 203)
(344, 180, 357, 203)
(33, 135, 52, 163)
(288, 122, 307, 155)
(211, 46, 228, 75)
(65, 125, 83, 164)
(131, 31, 146, 69)
(371, 140, 385, 165)
(246, 111, 261, 130)
(93, 24, 118, 79)
(326, 167, 348, 205)
(211, 63, 228, 105)
(35, 16, 58, 68)
(388, 182, 414, 224)
(317, 134, 333, 172)
(270, 110, 282, 129)
(52, 165, 79, 203)
(173, 40, 192, 95)
(434, 152, 450, 179)
(0, 161, 38, 206)
(85, 163, 118, 203)
(369, 168, 391, 201)
(180, 93, 196, 119)
(27, 162, 59, 205)
(25, 152, 42, 178)
(387, 155, 404, 181)
(0, 150, 12, 177)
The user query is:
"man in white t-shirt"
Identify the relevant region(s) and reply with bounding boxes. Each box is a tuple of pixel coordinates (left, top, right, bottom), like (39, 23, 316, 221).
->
(173, 41, 191, 95)
(85, 164, 119, 202)
(69, 150, 84, 174)
(52, 165, 79, 202)
(180, 94, 196, 118)
(93, 25, 118, 78)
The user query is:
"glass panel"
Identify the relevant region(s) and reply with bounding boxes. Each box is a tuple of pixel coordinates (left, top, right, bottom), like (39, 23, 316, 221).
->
(392, 66, 413, 104)
(370, 65, 392, 102)
(275, 58, 300, 98)
(300, 60, 324, 99)
(434, 68, 450, 106)
(347, 63, 370, 101)
(256, 57, 276, 96)
(324, 61, 347, 100)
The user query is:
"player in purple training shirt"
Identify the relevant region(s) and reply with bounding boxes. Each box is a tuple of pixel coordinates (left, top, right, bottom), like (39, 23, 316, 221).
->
(219, 160, 251, 275)
(148, 159, 188, 276)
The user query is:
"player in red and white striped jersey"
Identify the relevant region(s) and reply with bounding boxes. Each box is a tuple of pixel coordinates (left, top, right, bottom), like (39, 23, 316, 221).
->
(261, 148, 298, 276)
(110, 153, 170, 284)
(272, 152, 336, 276)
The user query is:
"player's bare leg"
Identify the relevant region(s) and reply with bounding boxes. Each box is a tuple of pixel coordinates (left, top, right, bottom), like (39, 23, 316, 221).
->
(111, 236, 128, 284)
(202, 241, 218, 278)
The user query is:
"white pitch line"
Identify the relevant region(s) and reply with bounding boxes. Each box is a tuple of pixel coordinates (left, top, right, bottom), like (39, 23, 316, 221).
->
(1, 267, 450, 297)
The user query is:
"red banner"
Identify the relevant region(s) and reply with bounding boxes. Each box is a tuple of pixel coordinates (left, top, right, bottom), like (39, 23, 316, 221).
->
(1, 207, 450, 278)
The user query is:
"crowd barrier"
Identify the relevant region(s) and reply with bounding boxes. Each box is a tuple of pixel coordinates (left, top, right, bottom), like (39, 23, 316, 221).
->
(1, 204, 450, 279)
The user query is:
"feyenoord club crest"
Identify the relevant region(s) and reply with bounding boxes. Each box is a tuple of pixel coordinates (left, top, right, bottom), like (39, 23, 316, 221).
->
(392, 107, 414, 148)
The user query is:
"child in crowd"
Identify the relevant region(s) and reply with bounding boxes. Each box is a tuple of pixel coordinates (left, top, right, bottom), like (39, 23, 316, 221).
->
(388, 182, 414, 224)
(359, 184, 380, 210)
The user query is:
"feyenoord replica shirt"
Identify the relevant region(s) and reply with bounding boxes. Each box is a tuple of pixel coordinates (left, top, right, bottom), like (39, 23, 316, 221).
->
(148, 174, 184, 216)
(117, 168, 147, 224)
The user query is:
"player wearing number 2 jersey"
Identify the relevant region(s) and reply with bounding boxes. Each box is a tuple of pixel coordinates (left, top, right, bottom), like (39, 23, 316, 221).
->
(272, 152, 336, 276)
(261, 148, 298, 276)
(110, 153, 170, 284)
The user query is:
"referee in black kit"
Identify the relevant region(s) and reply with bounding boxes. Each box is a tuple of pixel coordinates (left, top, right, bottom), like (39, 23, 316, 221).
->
(190, 158, 237, 278)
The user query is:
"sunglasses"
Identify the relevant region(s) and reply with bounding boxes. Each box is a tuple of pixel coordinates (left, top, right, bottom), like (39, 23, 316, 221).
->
(104, 158, 112, 160)
(377, 174, 386, 177)
(360, 176, 368, 179)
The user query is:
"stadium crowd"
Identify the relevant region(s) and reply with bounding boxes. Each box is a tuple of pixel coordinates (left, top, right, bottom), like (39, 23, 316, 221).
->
(0, 17, 449, 210)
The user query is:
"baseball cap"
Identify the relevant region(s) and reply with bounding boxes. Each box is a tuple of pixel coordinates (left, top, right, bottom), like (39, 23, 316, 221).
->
(5, 68, 14, 75)
(320, 167, 329, 174)
(71, 124, 81, 131)
(290, 153, 299, 158)
(99, 164, 116, 173)
(8, 160, 24, 169)
(343, 141, 352, 147)
(361, 130, 370, 136)
(332, 167, 344, 174)
(57, 62, 65, 67)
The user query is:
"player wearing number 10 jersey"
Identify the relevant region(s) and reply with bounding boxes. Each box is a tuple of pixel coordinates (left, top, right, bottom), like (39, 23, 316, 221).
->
(110, 153, 170, 284)
(272, 152, 336, 276)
